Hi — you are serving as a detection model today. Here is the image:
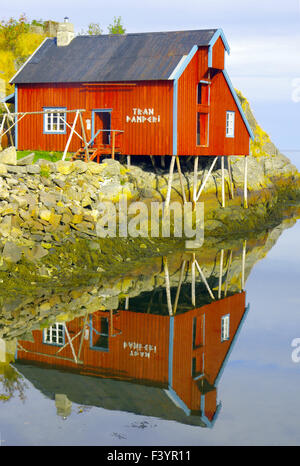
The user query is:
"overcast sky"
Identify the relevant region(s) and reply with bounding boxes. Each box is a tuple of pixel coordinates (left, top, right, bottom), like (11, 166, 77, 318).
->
(2, 0, 300, 166)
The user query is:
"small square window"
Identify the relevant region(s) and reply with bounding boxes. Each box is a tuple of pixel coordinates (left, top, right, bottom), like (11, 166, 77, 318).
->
(221, 315, 230, 341)
(43, 108, 67, 134)
(43, 323, 65, 346)
(226, 111, 235, 138)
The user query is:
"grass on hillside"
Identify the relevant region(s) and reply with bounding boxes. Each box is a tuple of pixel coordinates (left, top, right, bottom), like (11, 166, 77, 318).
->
(17, 150, 72, 163)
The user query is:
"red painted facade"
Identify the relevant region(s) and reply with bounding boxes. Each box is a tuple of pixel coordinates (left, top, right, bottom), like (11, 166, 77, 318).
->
(16, 292, 247, 423)
(16, 38, 251, 157)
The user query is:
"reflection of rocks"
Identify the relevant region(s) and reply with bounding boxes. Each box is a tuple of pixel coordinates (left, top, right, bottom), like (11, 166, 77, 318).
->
(0, 216, 297, 343)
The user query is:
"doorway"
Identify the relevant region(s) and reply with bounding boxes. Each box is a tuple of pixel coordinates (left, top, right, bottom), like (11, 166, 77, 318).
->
(92, 109, 112, 146)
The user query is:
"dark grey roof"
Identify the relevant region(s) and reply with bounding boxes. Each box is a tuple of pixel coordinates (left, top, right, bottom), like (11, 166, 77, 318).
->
(11, 29, 218, 84)
(14, 362, 207, 427)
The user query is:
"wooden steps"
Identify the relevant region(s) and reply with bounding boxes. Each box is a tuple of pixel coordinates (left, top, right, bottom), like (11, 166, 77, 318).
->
(71, 144, 122, 163)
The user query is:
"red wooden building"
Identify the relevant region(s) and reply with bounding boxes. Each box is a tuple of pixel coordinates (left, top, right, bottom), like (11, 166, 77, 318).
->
(15, 292, 248, 427)
(10, 24, 254, 160)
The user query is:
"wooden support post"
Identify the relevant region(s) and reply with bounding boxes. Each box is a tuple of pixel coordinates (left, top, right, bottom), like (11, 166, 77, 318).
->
(196, 156, 218, 201)
(2, 113, 26, 138)
(62, 110, 79, 160)
(125, 297, 129, 310)
(111, 130, 116, 159)
(176, 156, 187, 204)
(165, 155, 176, 212)
(218, 249, 224, 299)
(195, 259, 215, 300)
(150, 155, 157, 172)
(161, 155, 165, 168)
(191, 253, 196, 307)
(228, 156, 234, 199)
(77, 313, 89, 360)
(244, 156, 248, 209)
(0, 114, 6, 147)
(241, 240, 247, 291)
(173, 259, 186, 314)
(79, 112, 89, 162)
(164, 257, 173, 316)
(63, 323, 78, 364)
(127, 155, 131, 168)
(224, 250, 233, 297)
(193, 156, 199, 204)
(221, 156, 226, 208)
(3, 103, 14, 146)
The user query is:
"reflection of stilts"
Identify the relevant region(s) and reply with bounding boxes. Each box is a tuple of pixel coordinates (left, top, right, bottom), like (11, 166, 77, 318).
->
(241, 240, 247, 291)
(218, 249, 224, 299)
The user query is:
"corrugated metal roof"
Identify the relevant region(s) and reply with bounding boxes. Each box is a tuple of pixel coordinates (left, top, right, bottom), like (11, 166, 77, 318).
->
(11, 29, 218, 84)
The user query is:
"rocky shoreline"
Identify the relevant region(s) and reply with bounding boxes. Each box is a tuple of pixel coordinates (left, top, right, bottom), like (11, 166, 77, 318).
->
(0, 141, 299, 265)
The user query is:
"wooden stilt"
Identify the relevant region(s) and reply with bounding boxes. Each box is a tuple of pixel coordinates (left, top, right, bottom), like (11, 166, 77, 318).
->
(173, 259, 186, 314)
(218, 249, 224, 299)
(161, 155, 165, 168)
(79, 112, 89, 162)
(111, 130, 116, 159)
(176, 156, 187, 204)
(228, 156, 234, 199)
(0, 114, 6, 147)
(196, 156, 218, 201)
(193, 156, 199, 204)
(77, 313, 89, 359)
(150, 155, 157, 172)
(221, 156, 225, 208)
(127, 155, 131, 168)
(63, 323, 78, 363)
(62, 110, 79, 160)
(195, 259, 215, 300)
(165, 155, 176, 211)
(191, 253, 196, 306)
(241, 240, 247, 291)
(244, 156, 248, 209)
(224, 250, 233, 297)
(125, 297, 129, 310)
(164, 257, 173, 316)
(3, 103, 14, 146)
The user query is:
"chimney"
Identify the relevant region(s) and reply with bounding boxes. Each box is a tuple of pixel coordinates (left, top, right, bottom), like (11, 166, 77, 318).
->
(57, 18, 74, 46)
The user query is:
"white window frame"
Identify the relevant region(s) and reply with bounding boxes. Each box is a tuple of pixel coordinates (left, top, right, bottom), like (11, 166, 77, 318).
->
(43, 323, 65, 346)
(221, 314, 230, 342)
(43, 107, 67, 134)
(226, 111, 235, 138)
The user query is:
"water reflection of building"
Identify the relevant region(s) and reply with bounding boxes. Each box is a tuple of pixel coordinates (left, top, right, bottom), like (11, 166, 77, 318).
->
(15, 289, 248, 427)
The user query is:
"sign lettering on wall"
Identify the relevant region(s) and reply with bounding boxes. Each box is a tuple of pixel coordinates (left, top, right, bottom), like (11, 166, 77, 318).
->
(126, 108, 161, 124)
(123, 341, 157, 359)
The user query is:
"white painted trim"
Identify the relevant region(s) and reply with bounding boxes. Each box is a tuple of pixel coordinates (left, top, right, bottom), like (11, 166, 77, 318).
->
(9, 37, 49, 84)
(168, 55, 187, 80)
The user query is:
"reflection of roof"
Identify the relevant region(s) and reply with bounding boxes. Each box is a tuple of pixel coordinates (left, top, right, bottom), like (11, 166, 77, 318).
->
(11, 30, 219, 84)
(13, 362, 207, 427)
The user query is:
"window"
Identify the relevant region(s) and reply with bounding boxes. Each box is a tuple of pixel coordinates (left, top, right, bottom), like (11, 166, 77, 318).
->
(226, 111, 235, 138)
(197, 83, 209, 105)
(43, 323, 65, 346)
(43, 107, 66, 134)
(221, 315, 230, 342)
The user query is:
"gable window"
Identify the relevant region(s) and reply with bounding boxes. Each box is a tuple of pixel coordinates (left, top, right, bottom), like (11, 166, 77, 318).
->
(43, 107, 67, 134)
(43, 323, 65, 346)
(226, 111, 235, 138)
(197, 82, 210, 105)
(221, 315, 230, 342)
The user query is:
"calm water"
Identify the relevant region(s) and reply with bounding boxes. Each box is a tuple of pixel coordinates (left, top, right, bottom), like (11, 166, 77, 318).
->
(0, 217, 300, 446)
